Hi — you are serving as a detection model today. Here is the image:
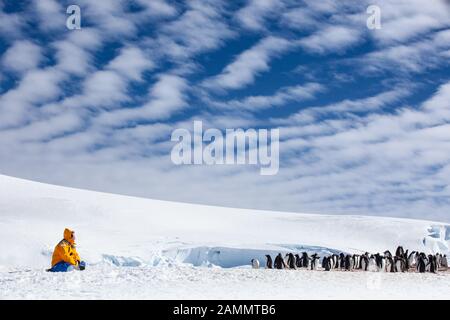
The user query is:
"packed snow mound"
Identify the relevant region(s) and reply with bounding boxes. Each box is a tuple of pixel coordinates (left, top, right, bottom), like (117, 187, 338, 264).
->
(0, 174, 448, 269)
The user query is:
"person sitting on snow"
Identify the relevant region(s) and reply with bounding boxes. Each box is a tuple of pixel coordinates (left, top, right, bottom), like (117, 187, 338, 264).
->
(48, 228, 86, 272)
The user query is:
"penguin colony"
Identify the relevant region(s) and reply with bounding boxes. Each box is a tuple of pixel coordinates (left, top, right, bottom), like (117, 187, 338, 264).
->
(251, 246, 448, 273)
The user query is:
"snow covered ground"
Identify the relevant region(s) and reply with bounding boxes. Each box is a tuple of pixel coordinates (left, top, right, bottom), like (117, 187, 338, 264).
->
(0, 174, 449, 299)
(2, 264, 449, 299)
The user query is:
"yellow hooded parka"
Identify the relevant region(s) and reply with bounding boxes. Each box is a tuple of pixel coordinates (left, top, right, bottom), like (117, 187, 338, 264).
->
(51, 228, 81, 267)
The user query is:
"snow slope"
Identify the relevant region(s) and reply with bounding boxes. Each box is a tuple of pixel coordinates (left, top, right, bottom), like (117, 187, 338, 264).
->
(0, 174, 449, 268)
(0, 174, 449, 299)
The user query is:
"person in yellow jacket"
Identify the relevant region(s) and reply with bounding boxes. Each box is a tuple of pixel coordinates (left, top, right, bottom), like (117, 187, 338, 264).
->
(48, 228, 86, 272)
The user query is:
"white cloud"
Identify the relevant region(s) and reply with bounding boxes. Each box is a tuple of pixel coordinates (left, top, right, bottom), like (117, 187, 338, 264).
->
(52, 29, 101, 76)
(209, 83, 324, 111)
(0, 111, 84, 143)
(360, 32, 449, 74)
(235, 0, 284, 31)
(134, 0, 177, 18)
(299, 25, 362, 54)
(204, 36, 292, 91)
(2, 40, 42, 73)
(369, 0, 450, 44)
(76, 0, 137, 36)
(107, 46, 155, 81)
(95, 73, 188, 126)
(0, 68, 63, 128)
(81, 70, 129, 108)
(0, 4, 24, 38)
(281, 0, 339, 31)
(32, 0, 66, 32)
(274, 86, 412, 128)
(151, 0, 234, 61)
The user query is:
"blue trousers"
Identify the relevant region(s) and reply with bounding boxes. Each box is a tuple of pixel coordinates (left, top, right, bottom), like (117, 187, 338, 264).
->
(48, 261, 75, 272)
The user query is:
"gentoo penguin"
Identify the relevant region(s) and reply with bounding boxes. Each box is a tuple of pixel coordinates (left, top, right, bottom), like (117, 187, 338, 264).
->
(284, 254, 290, 268)
(395, 246, 405, 257)
(332, 254, 339, 269)
(361, 254, 369, 271)
(394, 256, 406, 272)
(251, 259, 260, 269)
(287, 253, 296, 269)
(274, 253, 285, 269)
(369, 255, 377, 272)
(417, 253, 427, 273)
(322, 256, 331, 271)
(403, 249, 410, 269)
(344, 255, 352, 271)
(436, 254, 442, 269)
(339, 253, 346, 270)
(408, 251, 418, 269)
(442, 255, 448, 269)
(265, 255, 273, 269)
(374, 253, 384, 272)
(428, 255, 437, 273)
(355, 254, 362, 269)
(385, 256, 395, 272)
(295, 254, 302, 268)
(310, 254, 320, 270)
(426, 254, 433, 272)
(301, 252, 310, 268)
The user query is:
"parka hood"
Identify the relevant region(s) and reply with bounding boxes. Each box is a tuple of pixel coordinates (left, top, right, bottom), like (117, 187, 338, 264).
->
(63, 228, 75, 244)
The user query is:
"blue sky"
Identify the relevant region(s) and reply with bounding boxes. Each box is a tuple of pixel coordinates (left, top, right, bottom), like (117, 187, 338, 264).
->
(1, 0, 450, 221)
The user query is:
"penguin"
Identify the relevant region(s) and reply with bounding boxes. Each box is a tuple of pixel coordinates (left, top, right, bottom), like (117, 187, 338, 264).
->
(436, 254, 442, 269)
(322, 256, 327, 269)
(352, 254, 360, 270)
(361, 253, 369, 271)
(408, 251, 418, 269)
(287, 253, 296, 269)
(441, 255, 448, 269)
(385, 256, 395, 272)
(369, 255, 377, 272)
(374, 253, 383, 271)
(417, 253, 427, 273)
(395, 246, 405, 257)
(265, 254, 273, 269)
(301, 252, 310, 268)
(403, 249, 410, 270)
(394, 248, 408, 272)
(374, 253, 384, 271)
(295, 254, 302, 268)
(344, 255, 352, 271)
(384, 250, 393, 259)
(322, 256, 331, 271)
(284, 254, 289, 268)
(339, 253, 346, 270)
(274, 253, 285, 269)
(332, 254, 339, 269)
(310, 253, 320, 271)
(394, 256, 406, 272)
(428, 255, 437, 273)
(251, 258, 260, 269)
